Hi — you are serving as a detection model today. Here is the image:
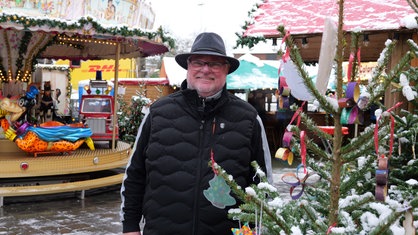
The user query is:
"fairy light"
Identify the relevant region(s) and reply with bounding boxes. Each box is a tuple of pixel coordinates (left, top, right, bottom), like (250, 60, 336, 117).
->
(0, 14, 171, 82)
(57, 35, 118, 46)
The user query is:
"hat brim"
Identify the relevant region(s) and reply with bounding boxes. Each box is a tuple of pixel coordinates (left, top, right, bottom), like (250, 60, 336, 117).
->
(175, 52, 240, 74)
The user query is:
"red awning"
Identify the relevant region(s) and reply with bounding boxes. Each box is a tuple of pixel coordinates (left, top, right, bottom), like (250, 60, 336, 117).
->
(244, 0, 416, 37)
(115, 78, 169, 86)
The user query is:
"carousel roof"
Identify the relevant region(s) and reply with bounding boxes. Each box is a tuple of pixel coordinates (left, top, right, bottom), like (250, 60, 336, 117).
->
(0, 13, 169, 81)
(244, 0, 416, 37)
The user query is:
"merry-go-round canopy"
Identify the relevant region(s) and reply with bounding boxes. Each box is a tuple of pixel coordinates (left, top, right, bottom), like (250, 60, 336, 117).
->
(0, 13, 170, 82)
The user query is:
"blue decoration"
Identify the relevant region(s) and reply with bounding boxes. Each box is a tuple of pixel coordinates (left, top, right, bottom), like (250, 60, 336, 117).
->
(203, 175, 236, 209)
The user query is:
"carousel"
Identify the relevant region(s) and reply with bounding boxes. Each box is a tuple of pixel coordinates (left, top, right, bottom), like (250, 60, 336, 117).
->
(0, 13, 169, 206)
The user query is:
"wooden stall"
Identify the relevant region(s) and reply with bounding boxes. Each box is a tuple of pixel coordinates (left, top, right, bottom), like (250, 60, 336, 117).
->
(114, 78, 174, 106)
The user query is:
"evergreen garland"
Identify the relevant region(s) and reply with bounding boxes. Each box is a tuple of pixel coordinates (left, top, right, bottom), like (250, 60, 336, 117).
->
(0, 13, 175, 82)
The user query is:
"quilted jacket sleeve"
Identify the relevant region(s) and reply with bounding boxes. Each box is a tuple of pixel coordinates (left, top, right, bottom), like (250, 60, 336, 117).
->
(120, 113, 151, 233)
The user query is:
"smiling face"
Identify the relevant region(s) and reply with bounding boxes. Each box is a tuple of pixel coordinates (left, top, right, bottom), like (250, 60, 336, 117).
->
(186, 55, 230, 98)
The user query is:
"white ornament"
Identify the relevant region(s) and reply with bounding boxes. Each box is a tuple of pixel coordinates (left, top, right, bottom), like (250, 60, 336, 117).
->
(375, 109, 382, 120)
(402, 85, 417, 101)
(399, 73, 409, 86)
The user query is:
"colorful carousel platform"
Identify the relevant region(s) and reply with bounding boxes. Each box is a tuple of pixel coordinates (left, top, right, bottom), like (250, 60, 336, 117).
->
(0, 139, 132, 206)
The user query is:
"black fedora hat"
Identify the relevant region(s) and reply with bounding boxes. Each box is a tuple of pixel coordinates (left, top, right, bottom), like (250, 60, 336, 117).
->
(175, 32, 240, 74)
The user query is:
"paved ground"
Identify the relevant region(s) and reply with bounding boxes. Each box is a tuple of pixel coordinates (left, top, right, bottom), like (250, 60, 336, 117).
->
(0, 159, 293, 235)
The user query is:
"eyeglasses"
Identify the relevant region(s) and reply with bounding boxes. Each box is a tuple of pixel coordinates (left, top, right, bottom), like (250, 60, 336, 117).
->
(187, 59, 229, 72)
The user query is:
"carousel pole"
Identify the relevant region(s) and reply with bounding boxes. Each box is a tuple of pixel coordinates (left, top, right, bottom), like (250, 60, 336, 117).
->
(111, 42, 121, 150)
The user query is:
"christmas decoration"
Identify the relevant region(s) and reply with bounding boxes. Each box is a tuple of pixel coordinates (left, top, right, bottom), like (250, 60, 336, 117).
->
(0, 13, 175, 82)
(204, 174, 236, 209)
(281, 164, 321, 200)
(231, 224, 254, 235)
(222, 0, 418, 234)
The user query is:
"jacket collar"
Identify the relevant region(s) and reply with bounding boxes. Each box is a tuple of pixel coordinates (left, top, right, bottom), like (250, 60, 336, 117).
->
(180, 80, 229, 116)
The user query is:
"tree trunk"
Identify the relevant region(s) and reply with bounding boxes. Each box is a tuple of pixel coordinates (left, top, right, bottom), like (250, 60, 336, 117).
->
(328, 0, 345, 226)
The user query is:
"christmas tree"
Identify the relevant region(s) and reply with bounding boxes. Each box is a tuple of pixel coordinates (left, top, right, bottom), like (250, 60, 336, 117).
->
(213, 0, 418, 234)
(117, 83, 151, 144)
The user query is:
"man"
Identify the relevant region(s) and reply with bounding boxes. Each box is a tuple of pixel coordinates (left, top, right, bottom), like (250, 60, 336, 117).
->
(120, 32, 273, 235)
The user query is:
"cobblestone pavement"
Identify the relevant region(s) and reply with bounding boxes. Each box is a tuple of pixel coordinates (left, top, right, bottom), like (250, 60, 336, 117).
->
(0, 159, 293, 235)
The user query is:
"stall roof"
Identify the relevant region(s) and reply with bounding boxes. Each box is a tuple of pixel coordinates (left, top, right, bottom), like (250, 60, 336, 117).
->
(161, 55, 280, 90)
(227, 53, 279, 90)
(244, 0, 416, 37)
(160, 57, 187, 87)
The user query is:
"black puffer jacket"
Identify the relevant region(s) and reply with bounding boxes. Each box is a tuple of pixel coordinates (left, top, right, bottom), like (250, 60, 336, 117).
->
(121, 82, 271, 235)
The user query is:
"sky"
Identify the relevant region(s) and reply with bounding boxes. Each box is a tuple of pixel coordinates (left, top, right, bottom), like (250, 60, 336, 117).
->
(149, 0, 260, 55)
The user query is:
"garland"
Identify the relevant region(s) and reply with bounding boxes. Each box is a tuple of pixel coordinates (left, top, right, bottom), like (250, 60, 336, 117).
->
(0, 13, 175, 83)
(16, 31, 32, 80)
(4, 30, 13, 81)
(234, 1, 267, 49)
(0, 31, 6, 82)
(0, 13, 174, 45)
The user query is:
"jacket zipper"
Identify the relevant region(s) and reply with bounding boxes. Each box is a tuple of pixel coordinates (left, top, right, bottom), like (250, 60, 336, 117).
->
(193, 116, 206, 235)
(192, 105, 217, 235)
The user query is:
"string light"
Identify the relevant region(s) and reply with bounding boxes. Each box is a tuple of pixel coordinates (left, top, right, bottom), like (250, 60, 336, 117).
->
(0, 13, 173, 82)
(57, 35, 118, 46)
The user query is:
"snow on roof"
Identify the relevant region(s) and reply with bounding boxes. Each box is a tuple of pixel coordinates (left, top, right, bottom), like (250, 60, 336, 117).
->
(161, 57, 187, 86)
(244, 0, 417, 37)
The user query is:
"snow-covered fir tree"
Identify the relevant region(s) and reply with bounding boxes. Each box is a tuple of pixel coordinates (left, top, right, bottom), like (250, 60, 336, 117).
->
(117, 84, 151, 144)
(211, 0, 418, 234)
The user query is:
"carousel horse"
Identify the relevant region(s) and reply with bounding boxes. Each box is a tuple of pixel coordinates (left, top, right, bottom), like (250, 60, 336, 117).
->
(1, 98, 95, 154)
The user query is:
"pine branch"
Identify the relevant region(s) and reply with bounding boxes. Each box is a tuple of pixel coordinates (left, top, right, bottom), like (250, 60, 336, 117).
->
(364, 40, 397, 107)
(305, 186, 331, 211)
(290, 123, 332, 162)
(339, 155, 375, 196)
(411, 196, 418, 208)
(407, 38, 418, 57)
(406, 0, 418, 13)
(213, 161, 292, 234)
(348, 32, 361, 82)
(341, 124, 375, 156)
(339, 193, 375, 216)
(306, 157, 332, 183)
(300, 202, 329, 233)
(368, 209, 404, 235)
(366, 42, 414, 110)
(386, 50, 414, 84)
(277, 26, 336, 115)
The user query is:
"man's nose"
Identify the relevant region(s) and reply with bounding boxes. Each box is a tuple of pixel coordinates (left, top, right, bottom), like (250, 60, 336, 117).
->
(201, 63, 211, 71)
